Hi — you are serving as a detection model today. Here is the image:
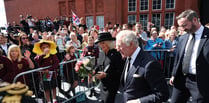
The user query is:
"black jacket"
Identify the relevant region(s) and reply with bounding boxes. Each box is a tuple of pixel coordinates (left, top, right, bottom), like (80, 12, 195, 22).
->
(100, 49, 125, 91)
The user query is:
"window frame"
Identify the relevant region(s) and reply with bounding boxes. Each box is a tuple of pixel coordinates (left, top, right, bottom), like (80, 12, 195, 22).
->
(128, 15, 136, 24)
(140, 0, 149, 11)
(86, 16, 94, 29)
(96, 15, 104, 30)
(128, 0, 137, 12)
(152, 0, 162, 10)
(152, 13, 161, 29)
(165, 0, 175, 9)
(139, 14, 148, 30)
(164, 12, 175, 29)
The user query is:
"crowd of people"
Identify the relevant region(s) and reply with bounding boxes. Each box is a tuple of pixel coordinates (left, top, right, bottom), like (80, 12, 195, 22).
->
(1, 9, 209, 103)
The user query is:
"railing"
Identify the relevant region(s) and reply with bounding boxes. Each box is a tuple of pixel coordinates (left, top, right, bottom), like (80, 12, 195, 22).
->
(13, 56, 96, 103)
(144, 49, 175, 78)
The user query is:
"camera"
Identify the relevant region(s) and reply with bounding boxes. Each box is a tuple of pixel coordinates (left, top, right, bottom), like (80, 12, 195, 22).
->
(158, 43, 163, 45)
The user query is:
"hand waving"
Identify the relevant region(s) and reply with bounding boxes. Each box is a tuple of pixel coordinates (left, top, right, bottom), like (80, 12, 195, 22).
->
(24, 50, 31, 58)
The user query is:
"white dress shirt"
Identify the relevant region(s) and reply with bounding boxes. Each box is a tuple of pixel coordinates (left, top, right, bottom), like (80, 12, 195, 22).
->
(184, 25, 204, 75)
(0, 43, 8, 55)
(124, 47, 141, 83)
(126, 47, 142, 103)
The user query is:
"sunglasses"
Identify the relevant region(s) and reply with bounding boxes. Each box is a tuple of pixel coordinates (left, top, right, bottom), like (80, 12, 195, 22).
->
(22, 37, 28, 40)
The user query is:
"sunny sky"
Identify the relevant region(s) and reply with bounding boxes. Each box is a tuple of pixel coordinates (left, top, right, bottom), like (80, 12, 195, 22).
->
(0, 0, 7, 28)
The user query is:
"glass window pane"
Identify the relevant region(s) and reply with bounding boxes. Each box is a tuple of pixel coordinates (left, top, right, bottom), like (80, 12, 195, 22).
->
(140, 0, 149, 11)
(166, 0, 175, 9)
(128, 0, 136, 12)
(164, 12, 174, 29)
(152, 0, 161, 10)
(96, 16, 104, 30)
(152, 13, 161, 29)
(86, 16, 94, 29)
(140, 14, 148, 30)
(128, 15, 136, 24)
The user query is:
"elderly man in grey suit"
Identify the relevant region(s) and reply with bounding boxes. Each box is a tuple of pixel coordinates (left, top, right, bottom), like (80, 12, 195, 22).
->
(116, 30, 169, 103)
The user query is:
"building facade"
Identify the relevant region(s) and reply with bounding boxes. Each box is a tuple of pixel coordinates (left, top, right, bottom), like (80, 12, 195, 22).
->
(4, 0, 205, 30)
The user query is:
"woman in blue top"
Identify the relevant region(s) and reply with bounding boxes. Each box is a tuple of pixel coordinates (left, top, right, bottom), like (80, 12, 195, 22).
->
(145, 30, 166, 66)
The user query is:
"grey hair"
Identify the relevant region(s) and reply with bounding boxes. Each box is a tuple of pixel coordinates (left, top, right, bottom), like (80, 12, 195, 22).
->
(176, 9, 199, 21)
(69, 32, 76, 38)
(116, 30, 139, 47)
(104, 40, 115, 49)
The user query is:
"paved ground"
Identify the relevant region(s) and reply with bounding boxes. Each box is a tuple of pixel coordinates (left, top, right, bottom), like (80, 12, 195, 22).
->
(34, 80, 193, 103)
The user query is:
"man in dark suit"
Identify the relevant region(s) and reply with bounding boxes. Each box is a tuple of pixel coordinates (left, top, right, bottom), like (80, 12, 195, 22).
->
(170, 9, 209, 103)
(0, 33, 11, 56)
(116, 30, 169, 103)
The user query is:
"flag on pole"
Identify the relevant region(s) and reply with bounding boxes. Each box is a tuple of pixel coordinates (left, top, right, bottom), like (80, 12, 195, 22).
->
(72, 11, 80, 25)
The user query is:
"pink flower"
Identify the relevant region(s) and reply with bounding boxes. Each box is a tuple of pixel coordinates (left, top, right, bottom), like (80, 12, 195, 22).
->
(75, 65, 80, 72)
(75, 61, 84, 72)
(75, 58, 93, 78)
(81, 79, 84, 82)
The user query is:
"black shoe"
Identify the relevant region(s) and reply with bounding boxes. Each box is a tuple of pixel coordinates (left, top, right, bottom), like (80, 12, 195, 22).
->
(89, 89, 95, 97)
(88, 92, 94, 97)
(60, 91, 71, 98)
(64, 93, 72, 98)
(88, 94, 92, 97)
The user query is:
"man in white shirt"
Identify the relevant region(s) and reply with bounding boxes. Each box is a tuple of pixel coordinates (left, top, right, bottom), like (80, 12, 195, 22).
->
(116, 30, 169, 103)
(170, 9, 209, 103)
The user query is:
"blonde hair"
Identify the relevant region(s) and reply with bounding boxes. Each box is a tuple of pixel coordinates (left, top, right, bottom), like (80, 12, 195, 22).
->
(65, 45, 75, 53)
(7, 44, 22, 62)
(80, 17, 84, 21)
(88, 28, 98, 36)
(82, 33, 89, 42)
(69, 32, 76, 39)
(104, 40, 115, 50)
(82, 33, 88, 38)
(159, 32, 165, 38)
(169, 30, 177, 38)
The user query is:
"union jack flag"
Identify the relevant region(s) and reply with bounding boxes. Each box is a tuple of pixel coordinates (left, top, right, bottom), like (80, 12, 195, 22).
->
(72, 11, 80, 25)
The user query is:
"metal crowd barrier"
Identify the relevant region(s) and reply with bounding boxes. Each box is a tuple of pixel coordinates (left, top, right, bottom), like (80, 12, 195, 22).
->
(144, 49, 175, 78)
(145, 49, 176, 100)
(13, 56, 96, 103)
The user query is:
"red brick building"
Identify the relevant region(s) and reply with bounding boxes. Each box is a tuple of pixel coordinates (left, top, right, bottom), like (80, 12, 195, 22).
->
(4, 0, 208, 30)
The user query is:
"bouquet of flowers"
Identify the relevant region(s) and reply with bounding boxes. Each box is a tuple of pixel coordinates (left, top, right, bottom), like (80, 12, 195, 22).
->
(75, 57, 94, 81)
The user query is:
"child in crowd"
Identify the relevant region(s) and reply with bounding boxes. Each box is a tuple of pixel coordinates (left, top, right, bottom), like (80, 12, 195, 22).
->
(7, 44, 34, 84)
(58, 45, 78, 98)
(33, 40, 59, 103)
(81, 33, 88, 49)
(81, 36, 99, 97)
(0, 49, 13, 83)
(66, 32, 82, 57)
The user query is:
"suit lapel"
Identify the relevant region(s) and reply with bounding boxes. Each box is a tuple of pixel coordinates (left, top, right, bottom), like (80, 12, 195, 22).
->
(125, 64, 139, 86)
(125, 50, 143, 87)
(179, 34, 190, 60)
(197, 27, 209, 57)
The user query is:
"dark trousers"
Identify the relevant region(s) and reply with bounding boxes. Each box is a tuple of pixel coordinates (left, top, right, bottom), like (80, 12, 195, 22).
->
(171, 75, 205, 103)
(100, 83, 118, 103)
